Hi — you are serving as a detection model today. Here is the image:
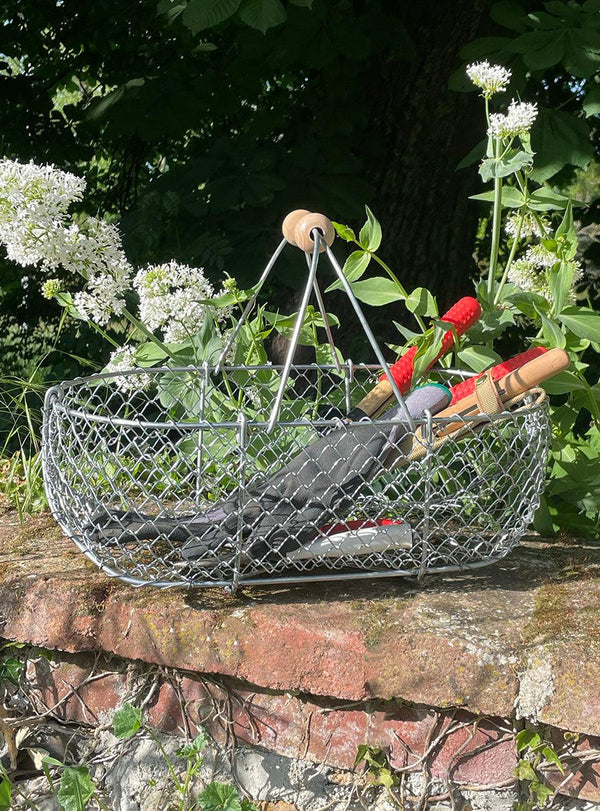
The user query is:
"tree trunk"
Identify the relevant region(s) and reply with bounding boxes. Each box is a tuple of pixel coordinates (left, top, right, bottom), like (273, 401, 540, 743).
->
(365, 0, 495, 311)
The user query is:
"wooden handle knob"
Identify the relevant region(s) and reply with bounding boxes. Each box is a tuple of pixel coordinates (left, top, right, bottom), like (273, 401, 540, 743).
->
(293, 213, 335, 253)
(282, 209, 310, 245)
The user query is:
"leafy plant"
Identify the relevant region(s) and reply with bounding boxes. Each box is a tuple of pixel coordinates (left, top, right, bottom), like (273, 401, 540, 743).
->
(112, 703, 258, 811)
(514, 728, 564, 809)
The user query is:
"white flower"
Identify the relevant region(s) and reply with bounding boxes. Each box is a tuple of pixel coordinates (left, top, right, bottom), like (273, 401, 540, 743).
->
(504, 212, 549, 240)
(488, 100, 538, 139)
(42, 278, 61, 299)
(104, 346, 152, 393)
(525, 244, 558, 269)
(467, 61, 511, 97)
(134, 261, 216, 342)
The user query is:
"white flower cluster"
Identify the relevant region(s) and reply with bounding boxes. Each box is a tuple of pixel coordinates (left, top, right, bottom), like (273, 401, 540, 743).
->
(104, 346, 152, 393)
(134, 261, 216, 343)
(488, 100, 538, 139)
(467, 61, 512, 97)
(508, 248, 582, 304)
(0, 160, 132, 325)
(504, 212, 549, 240)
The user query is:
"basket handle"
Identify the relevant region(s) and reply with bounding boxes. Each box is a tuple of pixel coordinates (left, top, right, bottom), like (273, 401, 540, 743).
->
(282, 210, 335, 253)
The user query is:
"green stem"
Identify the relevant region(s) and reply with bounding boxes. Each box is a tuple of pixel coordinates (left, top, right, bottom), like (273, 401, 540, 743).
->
(145, 727, 182, 791)
(495, 210, 525, 304)
(487, 139, 503, 299)
(121, 309, 180, 362)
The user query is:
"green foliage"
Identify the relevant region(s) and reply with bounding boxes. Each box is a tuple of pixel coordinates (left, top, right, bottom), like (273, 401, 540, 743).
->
(354, 744, 398, 790)
(455, 0, 599, 185)
(514, 728, 564, 809)
(112, 703, 143, 740)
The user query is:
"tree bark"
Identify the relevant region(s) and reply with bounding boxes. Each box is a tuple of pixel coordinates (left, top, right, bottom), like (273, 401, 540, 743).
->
(364, 0, 495, 311)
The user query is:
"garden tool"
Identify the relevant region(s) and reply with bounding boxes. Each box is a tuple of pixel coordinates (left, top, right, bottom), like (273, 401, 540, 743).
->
(89, 382, 451, 563)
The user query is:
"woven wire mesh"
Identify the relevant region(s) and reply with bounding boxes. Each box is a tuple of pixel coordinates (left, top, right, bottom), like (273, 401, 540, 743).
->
(42, 363, 551, 590)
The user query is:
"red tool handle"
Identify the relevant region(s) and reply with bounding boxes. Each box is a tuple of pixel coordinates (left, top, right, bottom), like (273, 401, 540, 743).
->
(450, 346, 548, 404)
(350, 296, 482, 419)
(378, 296, 482, 390)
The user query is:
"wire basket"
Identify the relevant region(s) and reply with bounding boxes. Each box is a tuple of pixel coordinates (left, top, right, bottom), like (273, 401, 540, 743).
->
(41, 210, 553, 591)
(42, 362, 551, 590)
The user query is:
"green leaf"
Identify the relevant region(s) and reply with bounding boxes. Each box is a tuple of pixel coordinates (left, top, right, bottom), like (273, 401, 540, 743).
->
(539, 311, 566, 348)
(182, 0, 241, 32)
(0, 779, 11, 811)
(583, 86, 600, 117)
(349, 277, 405, 306)
(456, 138, 486, 170)
(514, 759, 538, 781)
(516, 728, 542, 752)
(543, 370, 586, 395)
(135, 342, 169, 366)
(541, 745, 565, 773)
(531, 109, 594, 182)
(57, 767, 95, 811)
(325, 250, 370, 292)
(0, 656, 22, 686)
(470, 187, 525, 207)
(239, 0, 287, 33)
(491, 1, 528, 31)
(198, 782, 242, 811)
(405, 288, 438, 317)
(511, 29, 565, 70)
(527, 186, 570, 211)
(558, 307, 600, 342)
(113, 703, 142, 739)
(555, 199, 577, 259)
(331, 221, 357, 242)
(457, 345, 503, 373)
(479, 150, 534, 182)
(358, 205, 382, 251)
(177, 731, 208, 759)
(531, 779, 554, 805)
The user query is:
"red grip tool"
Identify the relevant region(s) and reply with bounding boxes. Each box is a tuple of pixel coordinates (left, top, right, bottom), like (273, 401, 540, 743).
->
(349, 296, 482, 419)
(450, 346, 547, 405)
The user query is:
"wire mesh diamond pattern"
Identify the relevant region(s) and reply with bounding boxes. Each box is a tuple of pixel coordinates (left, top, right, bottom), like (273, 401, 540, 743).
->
(42, 362, 551, 590)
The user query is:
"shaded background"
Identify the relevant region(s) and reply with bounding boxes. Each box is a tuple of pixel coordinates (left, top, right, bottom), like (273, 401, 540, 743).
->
(0, 0, 598, 380)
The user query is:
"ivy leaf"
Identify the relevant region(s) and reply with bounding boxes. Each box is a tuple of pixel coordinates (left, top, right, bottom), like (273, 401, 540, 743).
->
(182, 0, 242, 32)
(113, 703, 142, 739)
(358, 205, 382, 251)
(57, 767, 95, 811)
(541, 745, 565, 774)
(239, 0, 287, 33)
(531, 109, 594, 182)
(514, 759, 538, 781)
(349, 277, 405, 306)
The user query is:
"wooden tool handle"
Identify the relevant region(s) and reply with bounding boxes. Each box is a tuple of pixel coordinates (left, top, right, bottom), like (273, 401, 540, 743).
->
(434, 347, 569, 429)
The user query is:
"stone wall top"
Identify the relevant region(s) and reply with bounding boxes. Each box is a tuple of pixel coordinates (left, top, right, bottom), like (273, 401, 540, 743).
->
(1, 512, 600, 735)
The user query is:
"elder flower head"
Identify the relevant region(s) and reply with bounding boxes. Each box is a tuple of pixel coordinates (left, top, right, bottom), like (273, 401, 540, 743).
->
(488, 100, 538, 139)
(466, 61, 511, 97)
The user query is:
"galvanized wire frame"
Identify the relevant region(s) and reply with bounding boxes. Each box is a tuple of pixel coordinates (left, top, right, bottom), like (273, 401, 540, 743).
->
(42, 229, 552, 591)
